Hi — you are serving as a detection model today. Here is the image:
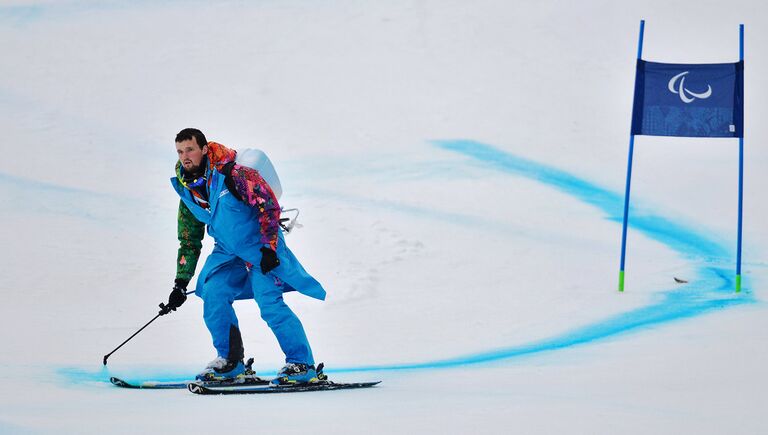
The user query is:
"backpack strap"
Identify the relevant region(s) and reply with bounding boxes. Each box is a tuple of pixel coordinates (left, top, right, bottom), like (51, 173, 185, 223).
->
(221, 161, 244, 201)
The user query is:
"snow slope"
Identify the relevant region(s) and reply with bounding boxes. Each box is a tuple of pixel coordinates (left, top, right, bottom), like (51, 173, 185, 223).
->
(1, 1, 767, 433)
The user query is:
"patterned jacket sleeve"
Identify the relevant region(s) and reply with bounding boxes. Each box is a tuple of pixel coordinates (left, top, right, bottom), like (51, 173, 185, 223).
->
(176, 200, 206, 281)
(227, 163, 281, 251)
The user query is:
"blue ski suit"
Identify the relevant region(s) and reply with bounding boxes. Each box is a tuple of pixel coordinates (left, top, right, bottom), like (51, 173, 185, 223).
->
(171, 145, 326, 365)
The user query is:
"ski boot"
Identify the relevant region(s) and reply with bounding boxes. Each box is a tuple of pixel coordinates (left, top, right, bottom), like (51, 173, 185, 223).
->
(196, 356, 246, 382)
(271, 362, 319, 385)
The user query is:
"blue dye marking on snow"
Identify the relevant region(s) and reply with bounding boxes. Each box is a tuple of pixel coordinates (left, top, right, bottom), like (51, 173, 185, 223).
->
(0, 0, 219, 25)
(58, 364, 284, 386)
(0, 171, 145, 224)
(0, 5, 44, 24)
(433, 140, 729, 260)
(0, 171, 106, 196)
(325, 139, 753, 374)
(58, 365, 199, 386)
(329, 267, 746, 374)
(298, 186, 519, 232)
(58, 366, 112, 385)
(60, 139, 754, 384)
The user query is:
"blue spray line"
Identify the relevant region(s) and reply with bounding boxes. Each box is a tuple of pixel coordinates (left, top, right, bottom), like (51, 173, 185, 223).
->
(327, 285, 745, 374)
(324, 139, 752, 375)
(433, 140, 730, 260)
(60, 140, 753, 383)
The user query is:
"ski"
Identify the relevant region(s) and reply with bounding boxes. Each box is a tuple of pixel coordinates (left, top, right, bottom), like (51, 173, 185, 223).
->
(110, 377, 192, 389)
(110, 357, 269, 389)
(110, 375, 270, 390)
(188, 380, 381, 395)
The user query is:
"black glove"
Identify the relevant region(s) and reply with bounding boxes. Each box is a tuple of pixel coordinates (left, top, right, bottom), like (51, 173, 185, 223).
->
(159, 279, 188, 315)
(260, 247, 280, 275)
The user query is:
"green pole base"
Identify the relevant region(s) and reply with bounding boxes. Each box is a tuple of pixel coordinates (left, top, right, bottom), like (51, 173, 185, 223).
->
(618, 271, 625, 292)
(736, 274, 741, 293)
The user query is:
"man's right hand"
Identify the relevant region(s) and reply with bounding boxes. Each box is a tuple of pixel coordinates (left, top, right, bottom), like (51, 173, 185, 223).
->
(259, 247, 280, 274)
(159, 279, 189, 315)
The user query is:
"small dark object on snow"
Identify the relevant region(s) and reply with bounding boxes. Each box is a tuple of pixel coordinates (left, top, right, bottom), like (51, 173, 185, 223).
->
(673, 277, 688, 284)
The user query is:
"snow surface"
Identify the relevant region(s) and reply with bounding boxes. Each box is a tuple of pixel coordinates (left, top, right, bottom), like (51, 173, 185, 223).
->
(1, 1, 767, 433)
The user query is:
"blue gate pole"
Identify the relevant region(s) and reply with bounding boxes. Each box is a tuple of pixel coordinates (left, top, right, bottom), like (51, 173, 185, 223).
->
(736, 23, 744, 292)
(619, 19, 645, 292)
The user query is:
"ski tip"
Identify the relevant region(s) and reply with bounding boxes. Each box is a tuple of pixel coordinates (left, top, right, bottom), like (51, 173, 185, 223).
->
(188, 382, 213, 394)
(673, 277, 688, 284)
(110, 377, 134, 388)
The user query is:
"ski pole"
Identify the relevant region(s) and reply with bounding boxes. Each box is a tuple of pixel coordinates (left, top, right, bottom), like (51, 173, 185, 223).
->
(102, 290, 195, 365)
(102, 312, 161, 365)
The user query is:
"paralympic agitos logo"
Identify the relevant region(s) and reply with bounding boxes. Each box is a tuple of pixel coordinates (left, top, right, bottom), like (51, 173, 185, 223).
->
(668, 71, 712, 103)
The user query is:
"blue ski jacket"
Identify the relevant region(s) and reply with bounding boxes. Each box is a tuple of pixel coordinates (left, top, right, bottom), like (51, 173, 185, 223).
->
(171, 144, 326, 301)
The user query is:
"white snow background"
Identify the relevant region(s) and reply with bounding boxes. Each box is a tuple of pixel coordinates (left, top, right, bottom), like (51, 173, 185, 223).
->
(1, 1, 767, 433)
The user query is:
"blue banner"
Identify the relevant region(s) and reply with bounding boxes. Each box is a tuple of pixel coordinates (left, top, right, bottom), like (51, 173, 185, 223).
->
(631, 60, 743, 137)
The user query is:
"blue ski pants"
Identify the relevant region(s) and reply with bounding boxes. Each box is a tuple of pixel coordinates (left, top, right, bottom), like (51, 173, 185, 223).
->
(195, 243, 314, 365)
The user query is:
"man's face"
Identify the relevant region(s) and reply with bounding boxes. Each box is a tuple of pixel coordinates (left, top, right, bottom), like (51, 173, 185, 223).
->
(176, 138, 208, 173)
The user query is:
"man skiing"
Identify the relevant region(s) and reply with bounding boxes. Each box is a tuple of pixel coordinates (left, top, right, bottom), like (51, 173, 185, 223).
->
(161, 128, 326, 385)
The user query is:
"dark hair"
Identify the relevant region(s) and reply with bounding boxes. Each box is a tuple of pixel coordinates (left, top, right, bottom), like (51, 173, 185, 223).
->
(175, 128, 208, 149)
